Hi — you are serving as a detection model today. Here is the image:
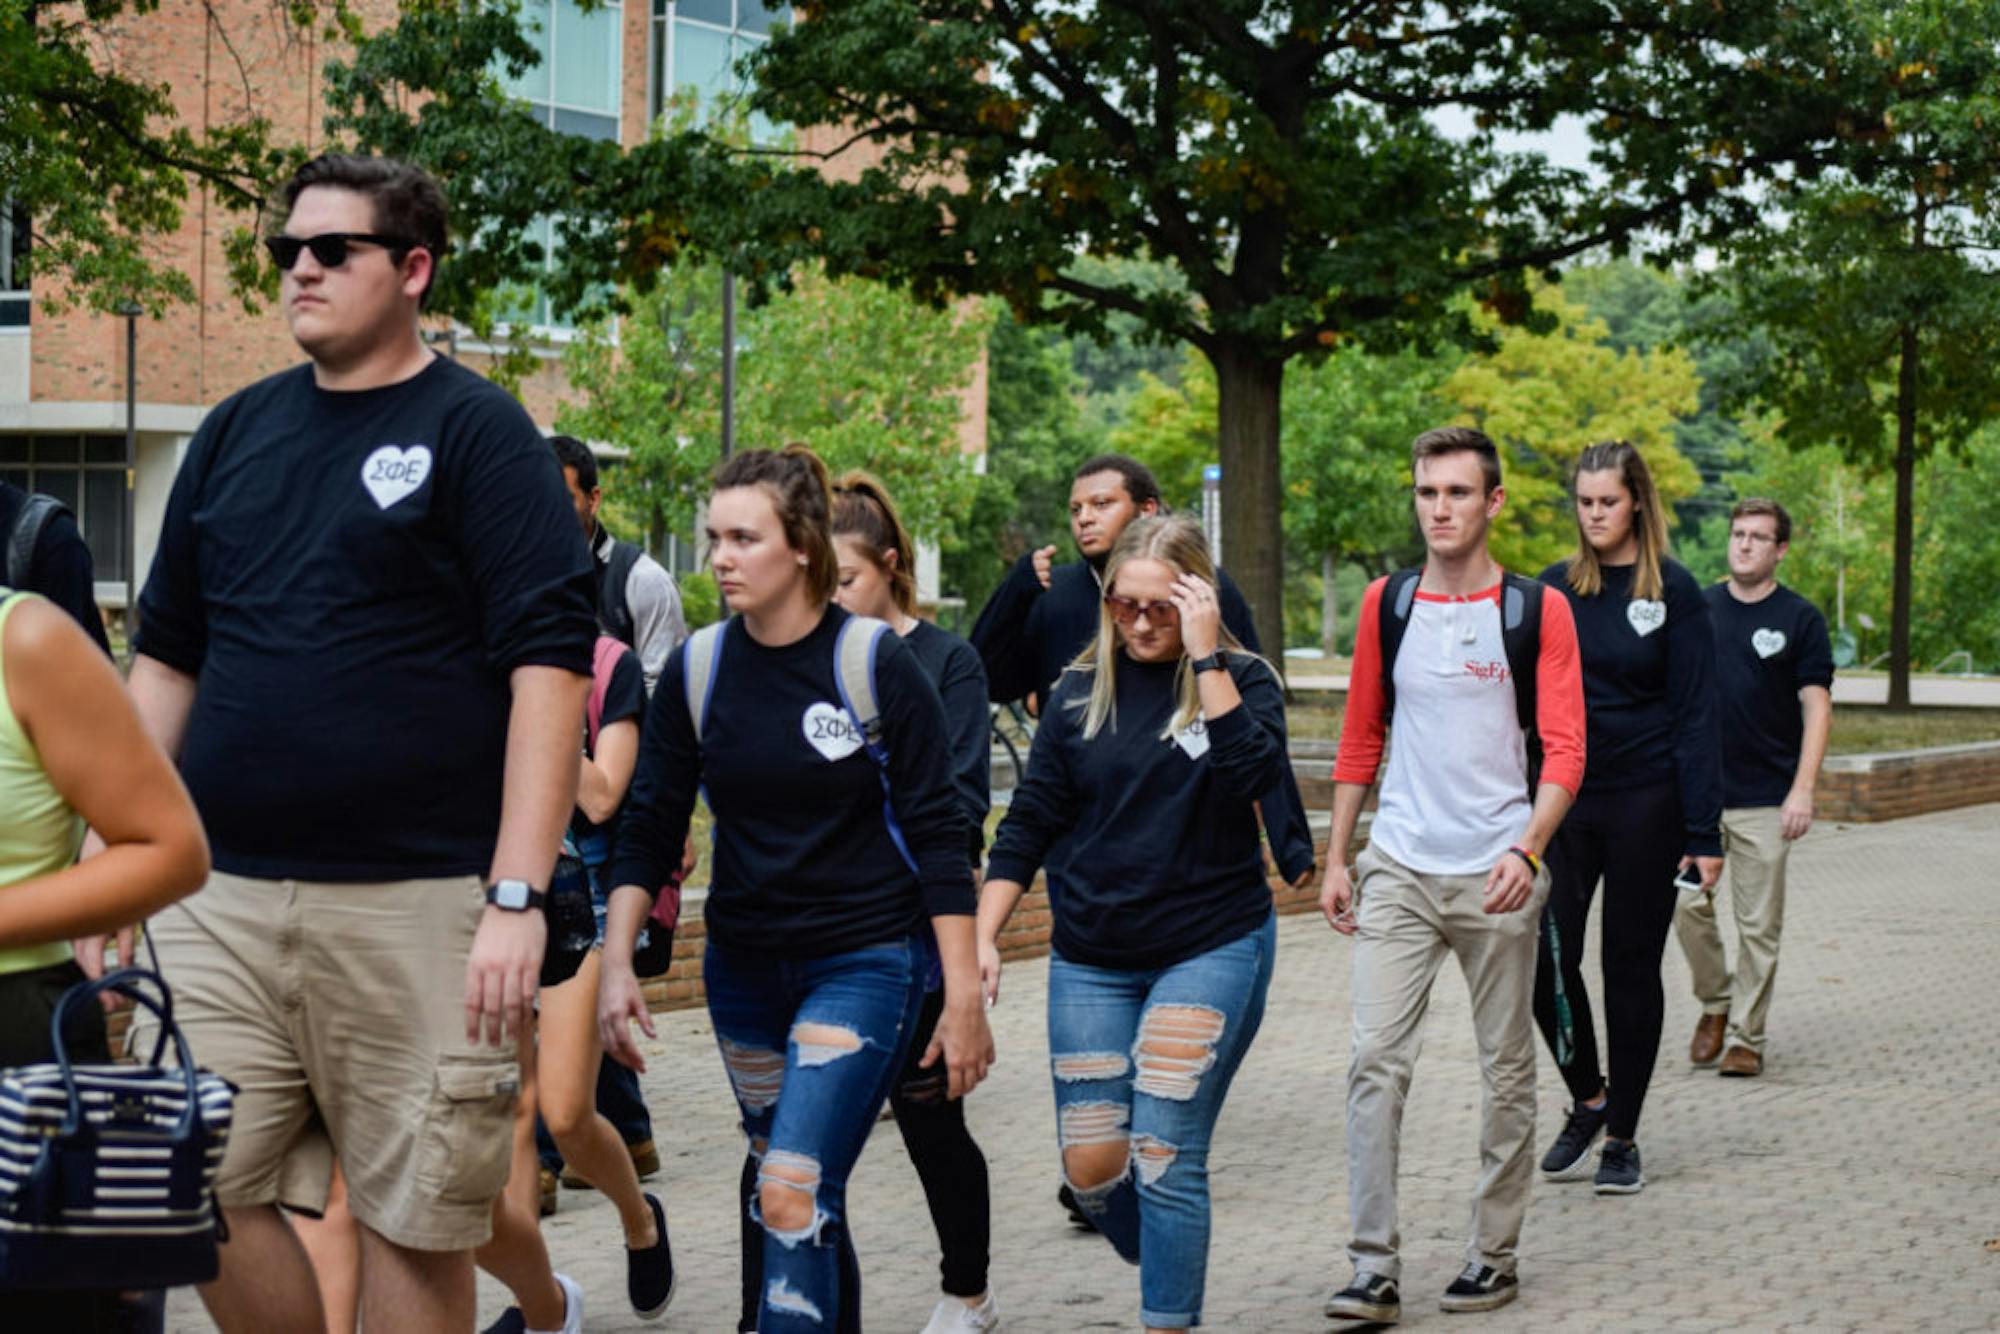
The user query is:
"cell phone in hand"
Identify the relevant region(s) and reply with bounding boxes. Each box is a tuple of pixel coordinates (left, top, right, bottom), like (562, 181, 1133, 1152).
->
(1672, 865, 1705, 896)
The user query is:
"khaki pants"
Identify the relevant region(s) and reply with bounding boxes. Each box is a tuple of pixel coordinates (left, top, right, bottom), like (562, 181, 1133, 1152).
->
(1344, 843, 1546, 1282)
(1676, 806, 1790, 1054)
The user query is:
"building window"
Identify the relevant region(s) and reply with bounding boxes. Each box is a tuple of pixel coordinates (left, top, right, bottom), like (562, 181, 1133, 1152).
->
(0, 435, 128, 583)
(1, 197, 27, 329)
(498, 0, 624, 332)
(651, 0, 786, 139)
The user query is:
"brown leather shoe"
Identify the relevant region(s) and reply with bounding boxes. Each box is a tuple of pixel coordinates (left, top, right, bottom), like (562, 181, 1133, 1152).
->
(1718, 1045, 1762, 1077)
(1690, 1013, 1727, 1066)
(538, 1167, 558, 1217)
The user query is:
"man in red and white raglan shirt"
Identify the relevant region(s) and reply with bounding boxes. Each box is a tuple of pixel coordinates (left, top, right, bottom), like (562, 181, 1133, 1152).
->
(1320, 426, 1586, 1325)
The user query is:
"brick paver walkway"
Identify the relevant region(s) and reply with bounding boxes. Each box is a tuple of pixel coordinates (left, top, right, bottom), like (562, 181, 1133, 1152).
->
(170, 804, 2000, 1331)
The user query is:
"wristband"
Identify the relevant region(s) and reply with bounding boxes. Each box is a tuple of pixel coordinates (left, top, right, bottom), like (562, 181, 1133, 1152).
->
(1506, 845, 1541, 877)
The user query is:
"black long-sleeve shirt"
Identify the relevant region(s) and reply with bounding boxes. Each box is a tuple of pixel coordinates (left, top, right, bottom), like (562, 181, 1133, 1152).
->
(134, 358, 596, 880)
(986, 653, 1289, 970)
(609, 606, 972, 957)
(969, 550, 1312, 883)
(901, 620, 990, 868)
(1539, 558, 1723, 856)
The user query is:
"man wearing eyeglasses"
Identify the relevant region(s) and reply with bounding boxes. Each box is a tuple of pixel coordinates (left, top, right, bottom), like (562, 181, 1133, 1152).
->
(96, 154, 598, 1332)
(1676, 498, 1833, 1079)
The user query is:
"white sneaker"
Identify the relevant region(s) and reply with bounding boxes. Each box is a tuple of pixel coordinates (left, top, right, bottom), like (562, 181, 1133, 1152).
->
(527, 1273, 584, 1334)
(920, 1291, 1000, 1332)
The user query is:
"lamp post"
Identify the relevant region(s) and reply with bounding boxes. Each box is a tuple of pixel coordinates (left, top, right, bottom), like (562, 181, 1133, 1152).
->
(112, 299, 142, 648)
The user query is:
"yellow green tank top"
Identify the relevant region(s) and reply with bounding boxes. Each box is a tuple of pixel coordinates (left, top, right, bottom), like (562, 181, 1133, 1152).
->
(0, 591, 84, 975)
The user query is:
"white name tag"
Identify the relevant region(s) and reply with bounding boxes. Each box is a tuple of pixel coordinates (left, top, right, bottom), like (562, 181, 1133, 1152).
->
(1173, 716, 1210, 760)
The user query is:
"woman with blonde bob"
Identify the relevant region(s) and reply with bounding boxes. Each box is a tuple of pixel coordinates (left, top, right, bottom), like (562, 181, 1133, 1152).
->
(1531, 440, 1723, 1196)
(978, 513, 1291, 1334)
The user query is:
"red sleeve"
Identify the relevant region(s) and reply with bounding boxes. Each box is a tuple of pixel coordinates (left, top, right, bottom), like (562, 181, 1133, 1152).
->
(1534, 585, 1586, 796)
(1334, 577, 1391, 785)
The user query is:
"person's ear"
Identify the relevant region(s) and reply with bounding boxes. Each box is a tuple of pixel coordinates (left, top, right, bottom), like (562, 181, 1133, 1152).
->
(881, 547, 899, 574)
(1140, 498, 1160, 516)
(1487, 484, 1506, 519)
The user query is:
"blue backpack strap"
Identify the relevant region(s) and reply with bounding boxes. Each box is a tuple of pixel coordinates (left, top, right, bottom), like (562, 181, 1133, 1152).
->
(681, 621, 726, 743)
(832, 615, 920, 877)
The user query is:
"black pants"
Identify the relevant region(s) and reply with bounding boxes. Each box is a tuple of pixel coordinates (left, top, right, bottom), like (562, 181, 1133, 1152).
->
(0, 961, 162, 1331)
(1533, 779, 1683, 1142)
(736, 985, 992, 1330)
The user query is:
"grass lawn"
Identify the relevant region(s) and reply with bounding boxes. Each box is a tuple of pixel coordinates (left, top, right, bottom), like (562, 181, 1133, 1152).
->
(1281, 696, 2000, 755)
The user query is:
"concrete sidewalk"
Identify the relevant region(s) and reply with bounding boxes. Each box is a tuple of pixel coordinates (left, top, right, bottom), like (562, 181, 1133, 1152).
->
(170, 805, 2000, 1331)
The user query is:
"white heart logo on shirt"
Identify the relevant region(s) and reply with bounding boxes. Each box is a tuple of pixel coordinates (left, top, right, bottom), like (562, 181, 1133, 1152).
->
(802, 702, 864, 762)
(360, 444, 433, 510)
(1172, 716, 1211, 761)
(1626, 599, 1666, 637)
(1752, 628, 1787, 659)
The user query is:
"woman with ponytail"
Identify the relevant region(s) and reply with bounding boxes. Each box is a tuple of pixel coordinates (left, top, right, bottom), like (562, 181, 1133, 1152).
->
(977, 514, 1291, 1334)
(598, 446, 993, 1333)
(822, 471, 1000, 1332)
(1532, 440, 1723, 1196)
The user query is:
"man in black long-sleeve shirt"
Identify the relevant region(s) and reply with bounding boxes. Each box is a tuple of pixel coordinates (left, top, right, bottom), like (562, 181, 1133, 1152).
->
(969, 454, 1312, 883)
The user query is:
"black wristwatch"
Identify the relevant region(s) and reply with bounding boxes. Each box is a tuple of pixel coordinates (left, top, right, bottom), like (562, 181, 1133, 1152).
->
(1190, 651, 1227, 675)
(485, 878, 546, 912)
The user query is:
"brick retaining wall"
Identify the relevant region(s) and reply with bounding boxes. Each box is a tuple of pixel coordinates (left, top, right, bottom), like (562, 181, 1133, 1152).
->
(1812, 740, 2000, 823)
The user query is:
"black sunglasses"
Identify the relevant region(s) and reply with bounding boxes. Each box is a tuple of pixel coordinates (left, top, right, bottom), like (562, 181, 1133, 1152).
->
(264, 232, 421, 272)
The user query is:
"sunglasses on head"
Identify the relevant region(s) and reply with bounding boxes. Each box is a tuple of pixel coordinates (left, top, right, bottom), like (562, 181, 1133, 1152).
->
(1104, 593, 1180, 626)
(263, 232, 420, 272)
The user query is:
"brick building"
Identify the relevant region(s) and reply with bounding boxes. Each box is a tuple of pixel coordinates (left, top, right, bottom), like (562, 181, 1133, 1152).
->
(1, 0, 985, 622)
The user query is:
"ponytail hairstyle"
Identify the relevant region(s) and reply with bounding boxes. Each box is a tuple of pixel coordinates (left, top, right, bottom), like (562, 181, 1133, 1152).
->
(1069, 514, 1272, 741)
(1565, 439, 1671, 603)
(830, 470, 918, 617)
(712, 443, 839, 605)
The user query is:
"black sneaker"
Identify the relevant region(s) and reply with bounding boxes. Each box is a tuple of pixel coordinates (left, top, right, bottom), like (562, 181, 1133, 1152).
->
(627, 1193, 677, 1320)
(1594, 1139, 1644, 1195)
(1324, 1273, 1400, 1323)
(1439, 1263, 1518, 1313)
(1057, 1183, 1097, 1232)
(480, 1310, 526, 1334)
(1538, 1100, 1606, 1180)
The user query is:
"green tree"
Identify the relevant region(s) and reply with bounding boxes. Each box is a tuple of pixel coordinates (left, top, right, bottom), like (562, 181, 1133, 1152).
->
(1282, 345, 1451, 652)
(331, 1, 1902, 665)
(944, 309, 1102, 620)
(559, 261, 991, 551)
(1712, 4, 2000, 706)
(1443, 283, 1702, 574)
(0, 0, 338, 312)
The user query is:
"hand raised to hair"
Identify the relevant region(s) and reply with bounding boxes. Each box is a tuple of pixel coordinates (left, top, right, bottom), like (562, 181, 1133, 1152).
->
(1170, 574, 1222, 659)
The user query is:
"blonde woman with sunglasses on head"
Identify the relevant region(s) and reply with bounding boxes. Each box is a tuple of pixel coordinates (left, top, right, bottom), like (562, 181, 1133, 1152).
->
(978, 514, 1297, 1334)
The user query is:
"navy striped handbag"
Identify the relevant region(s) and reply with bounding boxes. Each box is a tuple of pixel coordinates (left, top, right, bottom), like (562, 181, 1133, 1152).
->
(0, 967, 234, 1289)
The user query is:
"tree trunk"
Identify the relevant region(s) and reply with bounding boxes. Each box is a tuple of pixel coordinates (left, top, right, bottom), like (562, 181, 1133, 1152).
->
(1210, 344, 1286, 674)
(1320, 549, 1340, 658)
(1890, 321, 1917, 710)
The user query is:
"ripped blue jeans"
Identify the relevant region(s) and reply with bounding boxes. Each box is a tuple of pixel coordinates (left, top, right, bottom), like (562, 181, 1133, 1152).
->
(1047, 913, 1275, 1329)
(706, 936, 925, 1332)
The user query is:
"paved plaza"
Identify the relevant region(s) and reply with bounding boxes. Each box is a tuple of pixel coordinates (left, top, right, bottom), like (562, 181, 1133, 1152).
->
(170, 804, 2000, 1331)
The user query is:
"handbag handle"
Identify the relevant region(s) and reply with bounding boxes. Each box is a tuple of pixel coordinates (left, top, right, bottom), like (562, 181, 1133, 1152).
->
(48, 967, 204, 1137)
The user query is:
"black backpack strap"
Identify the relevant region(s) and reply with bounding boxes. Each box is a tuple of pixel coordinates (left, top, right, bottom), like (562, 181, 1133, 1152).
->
(1500, 571, 1544, 789)
(1377, 568, 1422, 724)
(7, 494, 68, 590)
(601, 539, 642, 647)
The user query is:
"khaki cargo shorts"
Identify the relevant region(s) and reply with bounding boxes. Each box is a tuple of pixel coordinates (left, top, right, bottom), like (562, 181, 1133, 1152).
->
(134, 871, 520, 1252)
